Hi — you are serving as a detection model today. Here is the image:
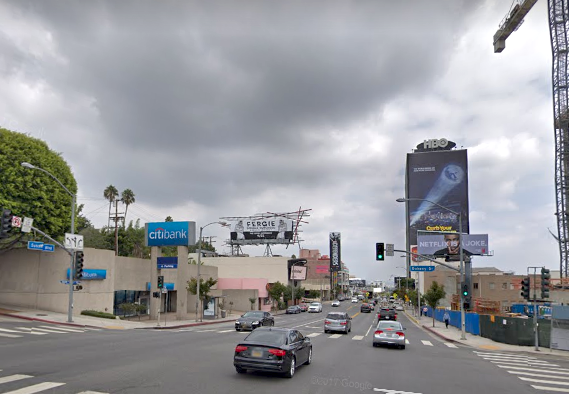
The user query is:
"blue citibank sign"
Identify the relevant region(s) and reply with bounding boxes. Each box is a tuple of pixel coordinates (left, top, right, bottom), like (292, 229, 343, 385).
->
(145, 221, 196, 247)
(66, 269, 107, 280)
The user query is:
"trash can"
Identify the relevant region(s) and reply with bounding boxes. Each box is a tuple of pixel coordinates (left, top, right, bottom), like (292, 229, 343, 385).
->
(221, 310, 227, 318)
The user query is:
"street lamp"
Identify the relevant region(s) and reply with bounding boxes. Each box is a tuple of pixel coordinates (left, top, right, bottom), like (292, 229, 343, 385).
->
(21, 162, 76, 323)
(196, 221, 229, 322)
(396, 197, 466, 340)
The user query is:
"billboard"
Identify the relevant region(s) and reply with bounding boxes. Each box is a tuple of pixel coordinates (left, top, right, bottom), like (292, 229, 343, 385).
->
(230, 218, 293, 241)
(406, 149, 470, 246)
(349, 278, 366, 287)
(145, 221, 196, 247)
(316, 265, 329, 274)
(417, 233, 489, 257)
(329, 232, 341, 272)
(290, 266, 307, 280)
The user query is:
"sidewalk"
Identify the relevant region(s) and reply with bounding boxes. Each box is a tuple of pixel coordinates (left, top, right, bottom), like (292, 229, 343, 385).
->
(404, 309, 569, 357)
(0, 304, 288, 330)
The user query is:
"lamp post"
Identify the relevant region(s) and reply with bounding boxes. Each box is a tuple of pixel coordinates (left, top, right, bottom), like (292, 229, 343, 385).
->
(196, 221, 228, 322)
(396, 197, 466, 340)
(21, 162, 76, 323)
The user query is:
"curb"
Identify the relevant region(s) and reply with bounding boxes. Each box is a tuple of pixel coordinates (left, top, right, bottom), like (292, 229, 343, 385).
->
(421, 325, 465, 345)
(0, 312, 104, 330)
(137, 318, 238, 330)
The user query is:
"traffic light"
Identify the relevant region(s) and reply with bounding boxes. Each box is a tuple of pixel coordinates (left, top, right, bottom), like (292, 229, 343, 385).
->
(541, 268, 551, 299)
(463, 301, 470, 311)
(157, 275, 164, 289)
(462, 283, 469, 297)
(153, 291, 160, 298)
(74, 285, 83, 291)
(0, 209, 12, 238)
(74, 251, 84, 279)
(376, 243, 385, 261)
(521, 276, 531, 301)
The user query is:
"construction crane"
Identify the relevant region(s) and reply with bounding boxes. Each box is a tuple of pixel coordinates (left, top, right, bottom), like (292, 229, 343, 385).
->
(494, 0, 569, 277)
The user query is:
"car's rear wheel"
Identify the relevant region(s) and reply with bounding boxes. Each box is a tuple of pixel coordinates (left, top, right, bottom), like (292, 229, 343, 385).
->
(236, 367, 247, 374)
(284, 357, 296, 378)
(271, 321, 274, 326)
(306, 348, 313, 365)
(400, 345, 406, 350)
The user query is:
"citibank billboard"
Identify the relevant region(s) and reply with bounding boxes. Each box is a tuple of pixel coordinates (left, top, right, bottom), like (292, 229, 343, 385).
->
(145, 221, 196, 247)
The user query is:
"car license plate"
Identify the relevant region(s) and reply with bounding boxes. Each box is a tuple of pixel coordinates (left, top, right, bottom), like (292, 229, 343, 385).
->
(251, 350, 263, 358)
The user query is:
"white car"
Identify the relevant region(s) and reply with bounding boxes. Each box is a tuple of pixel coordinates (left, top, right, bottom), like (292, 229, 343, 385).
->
(351, 298, 358, 303)
(331, 300, 340, 307)
(308, 302, 323, 313)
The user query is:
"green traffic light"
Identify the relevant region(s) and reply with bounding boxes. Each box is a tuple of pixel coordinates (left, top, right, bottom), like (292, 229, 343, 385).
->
(377, 254, 383, 259)
(463, 291, 468, 296)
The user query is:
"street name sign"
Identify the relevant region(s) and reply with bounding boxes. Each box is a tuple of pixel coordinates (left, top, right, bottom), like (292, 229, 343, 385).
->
(60, 280, 82, 285)
(410, 265, 436, 272)
(27, 241, 44, 251)
(43, 244, 55, 252)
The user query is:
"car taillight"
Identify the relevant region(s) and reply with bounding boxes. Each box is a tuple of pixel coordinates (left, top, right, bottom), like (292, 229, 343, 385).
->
(340, 322, 347, 325)
(374, 330, 383, 335)
(268, 349, 286, 357)
(325, 320, 331, 324)
(396, 331, 405, 337)
(235, 345, 248, 353)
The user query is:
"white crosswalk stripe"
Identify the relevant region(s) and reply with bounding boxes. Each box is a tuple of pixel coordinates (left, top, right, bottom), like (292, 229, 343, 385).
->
(306, 333, 321, 338)
(13, 328, 48, 335)
(328, 334, 342, 338)
(0, 332, 22, 338)
(531, 386, 569, 393)
(444, 342, 458, 348)
(421, 340, 433, 346)
(0, 374, 33, 384)
(38, 326, 84, 333)
(352, 335, 364, 340)
(0, 324, 107, 340)
(405, 339, 410, 344)
(2, 381, 66, 394)
(0, 372, 110, 394)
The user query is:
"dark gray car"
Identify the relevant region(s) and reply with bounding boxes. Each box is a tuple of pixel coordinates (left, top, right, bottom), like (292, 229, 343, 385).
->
(324, 312, 351, 334)
(235, 311, 274, 331)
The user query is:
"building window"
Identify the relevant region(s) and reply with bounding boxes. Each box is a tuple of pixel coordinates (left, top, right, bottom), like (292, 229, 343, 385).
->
(473, 283, 479, 290)
(509, 283, 514, 290)
(502, 283, 508, 290)
(489, 282, 495, 290)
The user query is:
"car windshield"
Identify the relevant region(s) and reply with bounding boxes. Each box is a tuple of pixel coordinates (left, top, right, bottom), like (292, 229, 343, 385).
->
(242, 312, 264, 318)
(310, 303, 320, 306)
(378, 322, 402, 330)
(326, 313, 345, 320)
(244, 330, 287, 345)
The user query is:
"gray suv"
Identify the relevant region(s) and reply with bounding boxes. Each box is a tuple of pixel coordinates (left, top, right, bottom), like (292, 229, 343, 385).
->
(324, 312, 352, 334)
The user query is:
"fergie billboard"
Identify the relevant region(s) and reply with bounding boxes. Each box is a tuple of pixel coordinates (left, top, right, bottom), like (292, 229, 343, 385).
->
(406, 149, 470, 246)
(145, 221, 196, 247)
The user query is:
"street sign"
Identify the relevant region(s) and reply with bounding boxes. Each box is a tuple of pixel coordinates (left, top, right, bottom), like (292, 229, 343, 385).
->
(386, 243, 394, 257)
(60, 280, 81, 285)
(21, 217, 33, 233)
(27, 241, 44, 251)
(43, 244, 55, 252)
(11, 216, 22, 228)
(410, 265, 436, 272)
(64, 233, 84, 250)
(161, 288, 167, 294)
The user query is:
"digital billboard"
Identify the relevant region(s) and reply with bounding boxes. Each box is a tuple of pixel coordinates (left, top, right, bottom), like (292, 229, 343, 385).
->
(230, 218, 293, 241)
(406, 149, 470, 246)
(417, 233, 489, 256)
(329, 232, 341, 272)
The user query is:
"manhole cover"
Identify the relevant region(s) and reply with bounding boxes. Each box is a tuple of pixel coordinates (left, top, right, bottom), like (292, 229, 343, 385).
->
(36, 314, 48, 316)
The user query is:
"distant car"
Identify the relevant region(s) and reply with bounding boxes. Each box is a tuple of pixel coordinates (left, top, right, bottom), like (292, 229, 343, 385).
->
(324, 312, 351, 334)
(351, 298, 358, 303)
(373, 320, 406, 349)
(299, 303, 309, 312)
(308, 302, 323, 313)
(286, 305, 302, 314)
(395, 305, 404, 311)
(331, 300, 341, 307)
(378, 308, 397, 321)
(360, 303, 372, 313)
(235, 311, 274, 331)
(234, 327, 312, 378)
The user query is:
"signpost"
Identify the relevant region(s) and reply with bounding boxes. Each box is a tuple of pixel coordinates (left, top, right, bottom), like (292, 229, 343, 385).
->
(60, 280, 82, 285)
(27, 241, 45, 251)
(64, 233, 84, 250)
(42, 244, 55, 252)
(21, 217, 33, 233)
(386, 243, 395, 257)
(11, 216, 22, 228)
(410, 265, 436, 272)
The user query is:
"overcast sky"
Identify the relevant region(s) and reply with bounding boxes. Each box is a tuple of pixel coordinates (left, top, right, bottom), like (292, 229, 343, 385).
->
(0, 1, 558, 283)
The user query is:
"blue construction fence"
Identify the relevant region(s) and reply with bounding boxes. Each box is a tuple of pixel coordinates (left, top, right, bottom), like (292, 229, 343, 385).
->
(422, 306, 480, 336)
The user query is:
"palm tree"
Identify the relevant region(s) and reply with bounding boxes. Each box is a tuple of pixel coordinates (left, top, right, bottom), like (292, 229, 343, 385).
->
(103, 185, 119, 228)
(121, 189, 136, 224)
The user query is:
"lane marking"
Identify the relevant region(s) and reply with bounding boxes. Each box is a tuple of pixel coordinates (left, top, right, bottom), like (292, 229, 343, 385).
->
(489, 360, 558, 367)
(307, 333, 321, 338)
(218, 330, 235, 333)
(444, 343, 458, 348)
(405, 339, 410, 344)
(38, 326, 83, 333)
(531, 386, 569, 393)
(351, 312, 361, 319)
(373, 388, 422, 393)
(497, 365, 569, 375)
(13, 328, 47, 335)
(77, 392, 110, 394)
(520, 377, 569, 386)
(196, 329, 218, 332)
(27, 328, 67, 334)
(0, 332, 22, 338)
(366, 324, 373, 337)
(3, 382, 66, 394)
(480, 355, 544, 362)
(508, 371, 569, 380)
(329, 334, 342, 339)
(421, 340, 433, 346)
(0, 328, 25, 333)
(474, 351, 537, 359)
(352, 335, 364, 341)
(0, 375, 33, 385)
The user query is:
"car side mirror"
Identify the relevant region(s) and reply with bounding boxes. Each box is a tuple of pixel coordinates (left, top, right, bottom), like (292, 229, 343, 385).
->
(305, 337, 310, 342)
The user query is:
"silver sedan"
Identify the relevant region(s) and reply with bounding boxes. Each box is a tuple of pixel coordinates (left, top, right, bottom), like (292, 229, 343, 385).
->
(372, 321, 406, 349)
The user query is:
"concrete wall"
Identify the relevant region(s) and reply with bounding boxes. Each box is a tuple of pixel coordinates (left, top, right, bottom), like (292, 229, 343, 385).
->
(221, 289, 259, 313)
(204, 256, 289, 284)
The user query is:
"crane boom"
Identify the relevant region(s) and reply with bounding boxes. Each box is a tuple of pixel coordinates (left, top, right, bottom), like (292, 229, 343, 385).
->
(493, 0, 539, 53)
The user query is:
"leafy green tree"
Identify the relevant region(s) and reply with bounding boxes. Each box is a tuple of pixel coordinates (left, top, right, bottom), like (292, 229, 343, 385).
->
(187, 277, 218, 314)
(267, 281, 287, 310)
(424, 281, 446, 327)
(283, 286, 305, 303)
(308, 290, 321, 299)
(0, 128, 78, 248)
(118, 302, 136, 318)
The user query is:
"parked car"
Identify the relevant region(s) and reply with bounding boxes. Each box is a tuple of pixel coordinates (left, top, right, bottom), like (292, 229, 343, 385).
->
(299, 303, 309, 312)
(360, 303, 373, 313)
(331, 300, 340, 307)
(351, 298, 358, 303)
(308, 302, 323, 313)
(324, 312, 351, 334)
(235, 311, 275, 331)
(372, 320, 406, 349)
(378, 308, 397, 321)
(234, 327, 312, 378)
(286, 305, 302, 314)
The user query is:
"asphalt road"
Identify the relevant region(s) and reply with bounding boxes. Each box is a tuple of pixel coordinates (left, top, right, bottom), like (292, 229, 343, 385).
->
(2, 302, 569, 394)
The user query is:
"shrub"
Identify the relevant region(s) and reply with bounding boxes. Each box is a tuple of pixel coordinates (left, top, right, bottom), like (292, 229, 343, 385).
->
(81, 310, 117, 319)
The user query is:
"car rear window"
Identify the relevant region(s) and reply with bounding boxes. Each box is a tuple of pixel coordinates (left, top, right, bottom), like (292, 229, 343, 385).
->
(378, 322, 401, 330)
(245, 330, 287, 345)
(326, 313, 345, 319)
